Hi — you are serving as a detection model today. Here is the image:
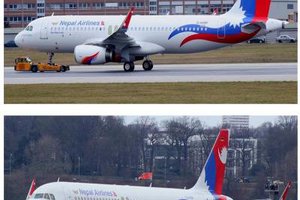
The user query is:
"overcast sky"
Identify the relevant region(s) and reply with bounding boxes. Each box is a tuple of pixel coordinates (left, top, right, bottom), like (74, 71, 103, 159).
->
(124, 116, 279, 128)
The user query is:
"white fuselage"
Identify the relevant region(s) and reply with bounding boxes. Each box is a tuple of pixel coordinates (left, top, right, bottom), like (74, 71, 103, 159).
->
(14, 13, 284, 64)
(30, 182, 232, 200)
(16, 15, 229, 53)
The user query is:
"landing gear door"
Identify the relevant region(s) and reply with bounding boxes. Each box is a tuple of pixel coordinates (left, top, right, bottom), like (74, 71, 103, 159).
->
(217, 19, 226, 39)
(40, 22, 48, 39)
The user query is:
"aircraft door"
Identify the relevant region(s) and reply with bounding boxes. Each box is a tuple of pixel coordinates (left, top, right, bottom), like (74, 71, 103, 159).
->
(40, 22, 48, 39)
(217, 19, 226, 39)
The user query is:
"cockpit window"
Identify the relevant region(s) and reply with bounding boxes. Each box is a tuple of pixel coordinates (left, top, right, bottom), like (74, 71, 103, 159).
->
(34, 193, 44, 198)
(25, 25, 33, 31)
(44, 194, 50, 200)
(34, 193, 55, 200)
(49, 194, 55, 200)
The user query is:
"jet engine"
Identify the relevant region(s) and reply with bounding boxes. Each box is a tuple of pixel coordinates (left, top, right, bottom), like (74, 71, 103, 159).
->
(74, 45, 114, 64)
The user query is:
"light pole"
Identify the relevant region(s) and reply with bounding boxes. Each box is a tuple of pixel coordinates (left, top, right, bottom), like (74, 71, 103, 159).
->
(78, 156, 81, 176)
(9, 153, 13, 175)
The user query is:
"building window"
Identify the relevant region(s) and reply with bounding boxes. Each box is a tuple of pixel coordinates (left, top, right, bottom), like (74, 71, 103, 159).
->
(65, 3, 77, 9)
(37, 8, 44, 13)
(287, 4, 294, 9)
(28, 4, 36, 9)
(79, 3, 89, 9)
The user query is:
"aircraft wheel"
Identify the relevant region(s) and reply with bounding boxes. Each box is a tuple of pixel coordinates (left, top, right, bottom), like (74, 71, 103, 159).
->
(123, 62, 135, 72)
(31, 65, 38, 73)
(142, 60, 153, 71)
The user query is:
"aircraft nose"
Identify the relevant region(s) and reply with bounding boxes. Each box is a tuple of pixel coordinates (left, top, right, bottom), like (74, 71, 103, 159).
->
(14, 32, 22, 47)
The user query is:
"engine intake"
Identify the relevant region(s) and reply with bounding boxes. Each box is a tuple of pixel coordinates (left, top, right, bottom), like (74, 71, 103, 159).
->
(74, 45, 113, 64)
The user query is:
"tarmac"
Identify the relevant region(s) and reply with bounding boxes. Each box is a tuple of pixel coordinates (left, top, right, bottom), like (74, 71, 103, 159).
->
(4, 63, 297, 84)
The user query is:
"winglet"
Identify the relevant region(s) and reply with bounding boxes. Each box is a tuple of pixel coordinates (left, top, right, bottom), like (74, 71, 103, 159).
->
(121, 7, 135, 30)
(279, 181, 292, 200)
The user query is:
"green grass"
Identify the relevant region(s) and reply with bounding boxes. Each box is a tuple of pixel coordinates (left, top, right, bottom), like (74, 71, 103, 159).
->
(4, 43, 297, 66)
(4, 82, 297, 104)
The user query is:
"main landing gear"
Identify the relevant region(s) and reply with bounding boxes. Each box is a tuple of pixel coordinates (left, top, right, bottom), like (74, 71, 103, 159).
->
(123, 59, 154, 72)
(142, 60, 153, 71)
(123, 62, 135, 72)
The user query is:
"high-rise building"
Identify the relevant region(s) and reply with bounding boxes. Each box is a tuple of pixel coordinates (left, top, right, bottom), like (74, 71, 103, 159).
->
(222, 115, 250, 129)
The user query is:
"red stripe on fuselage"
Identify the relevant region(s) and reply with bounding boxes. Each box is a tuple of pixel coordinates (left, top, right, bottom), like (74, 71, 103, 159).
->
(180, 28, 260, 47)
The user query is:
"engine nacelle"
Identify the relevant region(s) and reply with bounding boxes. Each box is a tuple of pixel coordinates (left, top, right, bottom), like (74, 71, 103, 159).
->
(74, 45, 113, 64)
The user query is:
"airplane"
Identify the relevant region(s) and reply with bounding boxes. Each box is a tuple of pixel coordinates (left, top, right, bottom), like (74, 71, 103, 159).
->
(26, 129, 232, 200)
(14, 0, 287, 72)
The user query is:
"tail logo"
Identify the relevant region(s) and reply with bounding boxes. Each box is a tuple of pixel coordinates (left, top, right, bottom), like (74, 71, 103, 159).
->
(229, 0, 246, 27)
(218, 147, 227, 164)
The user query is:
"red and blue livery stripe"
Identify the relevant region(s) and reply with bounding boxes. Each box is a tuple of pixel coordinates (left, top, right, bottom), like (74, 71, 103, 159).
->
(168, 0, 271, 47)
(81, 52, 100, 64)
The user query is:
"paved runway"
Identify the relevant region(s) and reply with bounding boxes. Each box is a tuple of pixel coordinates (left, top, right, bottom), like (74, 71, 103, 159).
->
(4, 63, 297, 84)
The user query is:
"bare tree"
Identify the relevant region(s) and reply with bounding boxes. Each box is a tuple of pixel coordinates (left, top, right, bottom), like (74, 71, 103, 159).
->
(133, 117, 158, 172)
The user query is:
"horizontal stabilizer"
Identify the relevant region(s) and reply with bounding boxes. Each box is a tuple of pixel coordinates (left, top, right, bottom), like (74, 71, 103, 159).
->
(242, 22, 265, 34)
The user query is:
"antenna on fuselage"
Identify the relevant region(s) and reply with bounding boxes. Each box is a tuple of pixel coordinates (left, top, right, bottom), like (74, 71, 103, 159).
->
(57, 177, 60, 182)
(51, 12, 54, 16)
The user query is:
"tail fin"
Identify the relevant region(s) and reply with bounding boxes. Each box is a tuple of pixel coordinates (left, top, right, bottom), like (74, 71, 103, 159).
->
(191, 129, 230, 195)
(279, 181, 292, 200)
(227, 0, 271, 21)
(26, 179, 36, 199)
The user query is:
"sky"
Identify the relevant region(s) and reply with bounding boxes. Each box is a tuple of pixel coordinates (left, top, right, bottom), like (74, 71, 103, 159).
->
(124, 116, 279, 128)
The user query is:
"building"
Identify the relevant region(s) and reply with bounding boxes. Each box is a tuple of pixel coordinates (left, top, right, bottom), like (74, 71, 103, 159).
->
(144, 129, 258, 179)
(222, 115, 250, 129)
(227, 138, 258, 178)
(4, 0, 149, 28)
(4, 0, 297, 28)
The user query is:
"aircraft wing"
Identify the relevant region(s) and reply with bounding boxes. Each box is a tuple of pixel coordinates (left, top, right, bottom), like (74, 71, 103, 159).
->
(84, 7, 165, 61)
(102, 7, 138, 48)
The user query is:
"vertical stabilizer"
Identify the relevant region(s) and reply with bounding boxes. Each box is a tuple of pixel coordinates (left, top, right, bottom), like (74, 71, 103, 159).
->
(279, 181, 292, 200)
(191, 129, 230, 195)
(227, 0, 271, 22)
(26, 179, 36, 199)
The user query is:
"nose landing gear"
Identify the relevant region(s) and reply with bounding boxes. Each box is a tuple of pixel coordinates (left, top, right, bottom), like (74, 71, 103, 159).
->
(47, 52, 54, 65)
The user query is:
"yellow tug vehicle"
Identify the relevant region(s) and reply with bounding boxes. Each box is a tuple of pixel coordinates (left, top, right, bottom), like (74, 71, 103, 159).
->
(14, 57, 69, 73)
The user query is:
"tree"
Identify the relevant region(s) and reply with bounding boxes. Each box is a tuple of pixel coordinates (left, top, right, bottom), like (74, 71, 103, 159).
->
(25, 134, 71, 175)
(164, 117, 203, 175)
(132, 117, 158, 172)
